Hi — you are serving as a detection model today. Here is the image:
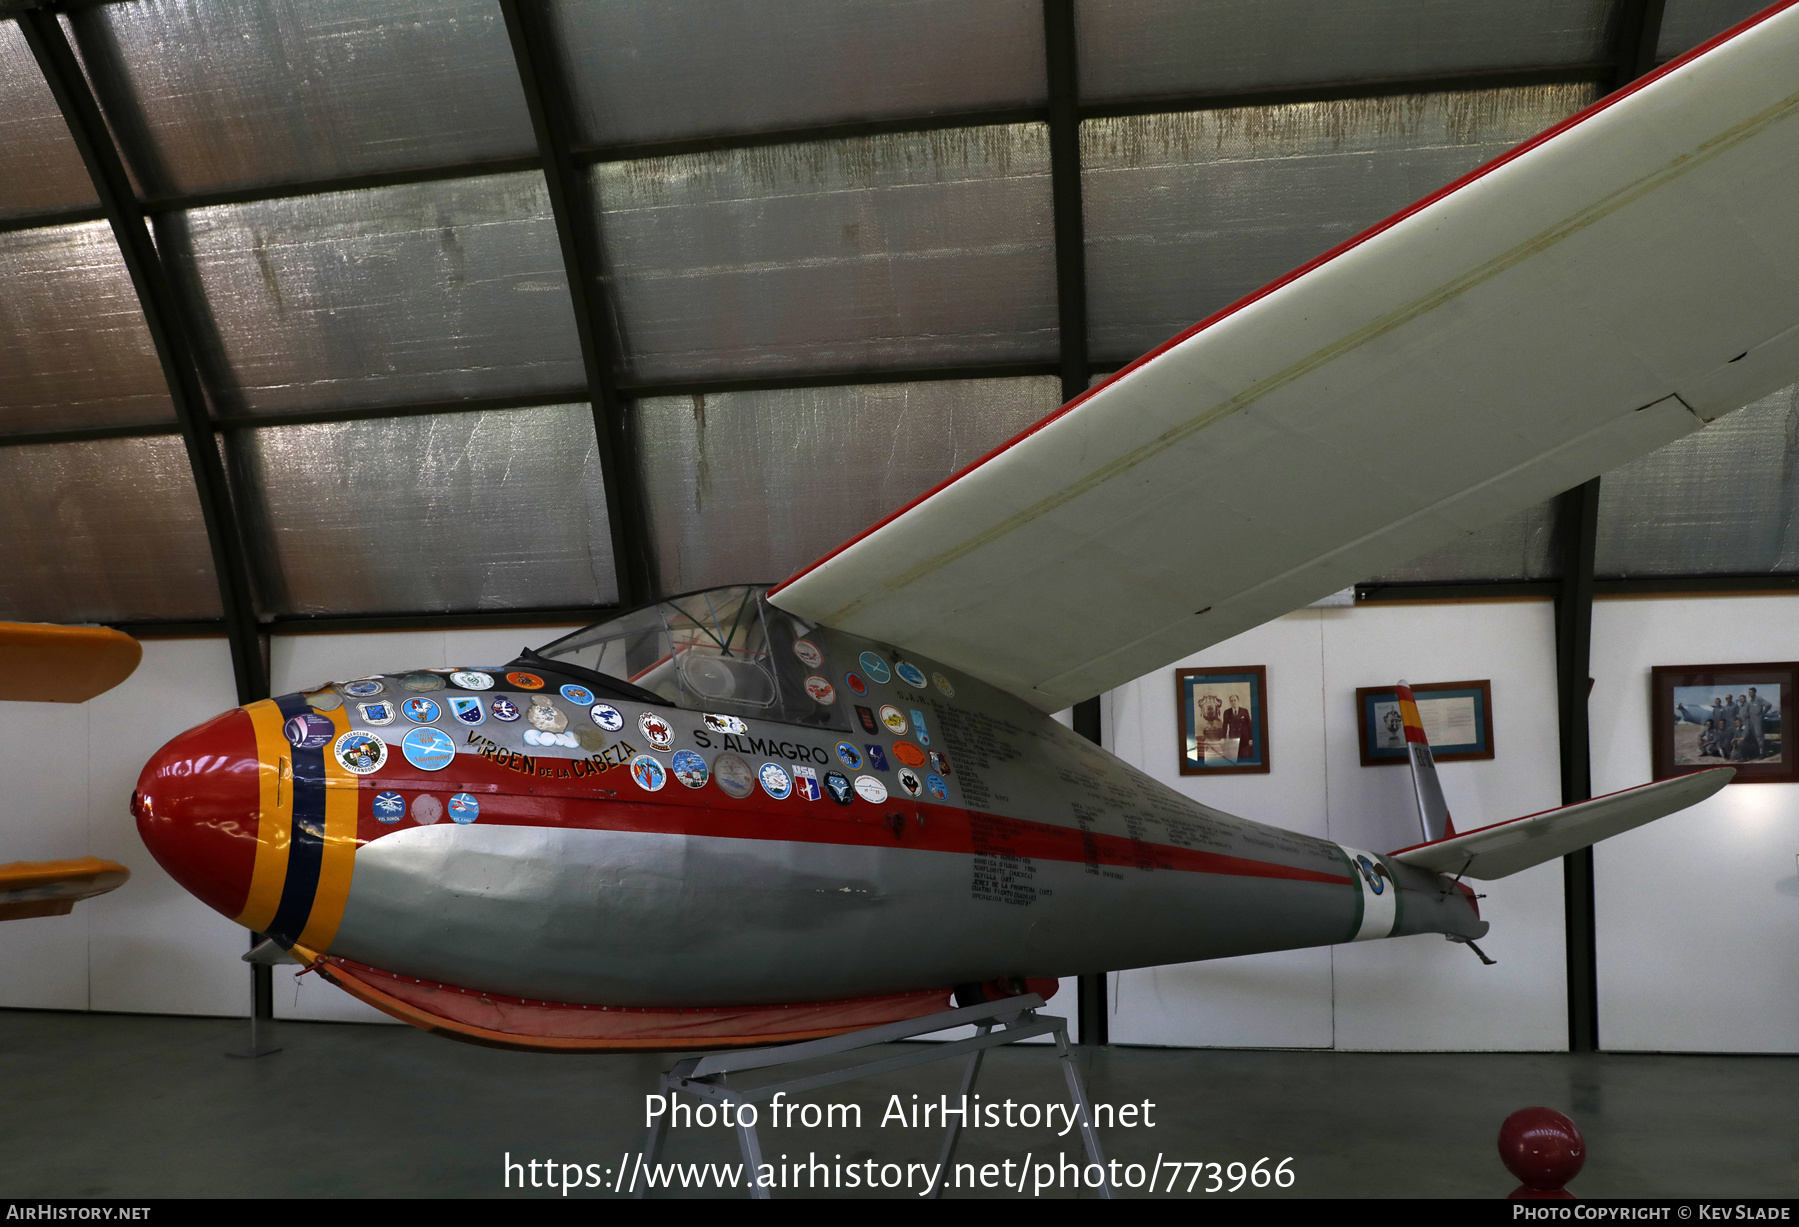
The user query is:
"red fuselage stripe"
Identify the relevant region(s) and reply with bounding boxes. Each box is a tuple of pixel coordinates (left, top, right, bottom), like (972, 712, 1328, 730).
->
(355, 761, 1350, 887)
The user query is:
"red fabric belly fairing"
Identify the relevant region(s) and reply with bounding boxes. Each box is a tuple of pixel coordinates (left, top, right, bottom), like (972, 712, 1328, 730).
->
(317, 955, 954, 1052)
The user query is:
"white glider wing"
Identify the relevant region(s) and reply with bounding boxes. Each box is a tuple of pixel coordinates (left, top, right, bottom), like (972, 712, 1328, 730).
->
(1389, 769, 1732, 880)
(771, 2, 1799, 710)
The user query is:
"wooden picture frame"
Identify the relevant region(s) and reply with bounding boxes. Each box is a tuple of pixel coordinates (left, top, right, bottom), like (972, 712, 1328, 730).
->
(1651, 662, 1797, 784)
(1356, 679, 1494, 767)
(1176, 666, 1270, 775)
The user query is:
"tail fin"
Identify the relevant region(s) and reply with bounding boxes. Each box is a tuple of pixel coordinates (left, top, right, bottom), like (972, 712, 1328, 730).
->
(1397, 681, 1456, 843)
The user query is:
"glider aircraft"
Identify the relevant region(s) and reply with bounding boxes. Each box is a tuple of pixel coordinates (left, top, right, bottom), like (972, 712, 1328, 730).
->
(134, 3, 1796, 1051)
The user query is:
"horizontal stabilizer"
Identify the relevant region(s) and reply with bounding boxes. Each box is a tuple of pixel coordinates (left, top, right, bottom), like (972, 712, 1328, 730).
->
(1389, 769, 1731, 880)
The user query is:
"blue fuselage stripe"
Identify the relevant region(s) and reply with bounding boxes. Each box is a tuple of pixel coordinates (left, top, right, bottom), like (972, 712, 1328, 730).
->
(268, 693, 327, 947)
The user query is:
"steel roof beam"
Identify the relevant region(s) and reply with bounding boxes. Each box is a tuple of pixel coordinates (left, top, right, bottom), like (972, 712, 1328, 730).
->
(499, 0, 650, 607)
(137, 156, 544, 215)
(1043, 0, 1109, 1049)
(209, 389, 594, 432)
(0, 420, 183, 449)
(110, 604, 620, 638)
(20, 6, 266, 704)
(1078, 62, 1616, 121)
(0, 60, 1618, 243)
(0, 362, 1075, 452)
(572, 106, 1048, 164)
(1559, 0, 1667, 1061)
(1045, 0, 1090, 407)
(1612, 0, 1669, 88)
(0, 204, 104, 234)
(617, 361, 1065, 400)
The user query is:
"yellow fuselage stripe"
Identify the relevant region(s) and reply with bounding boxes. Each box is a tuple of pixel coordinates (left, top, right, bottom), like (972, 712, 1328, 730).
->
(235, 700, 292, 933)
(296, 706, 357, 952)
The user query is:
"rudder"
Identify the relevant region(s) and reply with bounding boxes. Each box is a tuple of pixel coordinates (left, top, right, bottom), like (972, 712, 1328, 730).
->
(1398, 681, 1456, 843)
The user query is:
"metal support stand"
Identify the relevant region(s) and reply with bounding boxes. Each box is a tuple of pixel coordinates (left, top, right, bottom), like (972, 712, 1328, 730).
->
(225, 992, 281, 1059)
(634, 994, 1112, 1200)
(227, 938, 286, 1058)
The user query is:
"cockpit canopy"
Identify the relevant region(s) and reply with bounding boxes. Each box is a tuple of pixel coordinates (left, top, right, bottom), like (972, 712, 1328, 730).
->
(530, 585, 847, 731)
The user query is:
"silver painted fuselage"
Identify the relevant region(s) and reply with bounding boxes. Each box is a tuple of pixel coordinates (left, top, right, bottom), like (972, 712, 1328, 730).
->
(314, 620, 1483, 1006)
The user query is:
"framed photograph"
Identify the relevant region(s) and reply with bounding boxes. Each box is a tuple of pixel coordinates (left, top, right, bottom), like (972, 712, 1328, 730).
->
(1176, 666, 1269, 775)
(1357, 680, 1494, 767)
(1651, 662, 1796, 783)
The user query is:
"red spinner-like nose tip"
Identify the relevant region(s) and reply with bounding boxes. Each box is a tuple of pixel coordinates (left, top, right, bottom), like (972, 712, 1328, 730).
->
(135, 706, 263, 921)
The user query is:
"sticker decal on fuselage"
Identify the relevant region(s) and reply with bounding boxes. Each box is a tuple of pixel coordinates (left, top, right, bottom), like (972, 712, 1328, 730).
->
(1342, 845, 1398, 941)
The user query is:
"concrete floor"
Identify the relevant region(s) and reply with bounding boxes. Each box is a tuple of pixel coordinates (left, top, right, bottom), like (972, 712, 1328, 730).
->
(1, 1008, 1793, 1199)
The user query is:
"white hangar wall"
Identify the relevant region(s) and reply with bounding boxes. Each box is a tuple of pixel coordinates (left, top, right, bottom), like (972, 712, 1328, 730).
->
(0, 636, 242, 1017)
(1588, 596, 1799, 1053)
(1104, 614, 1338, 1049)
(0, 601, 1791, 1052)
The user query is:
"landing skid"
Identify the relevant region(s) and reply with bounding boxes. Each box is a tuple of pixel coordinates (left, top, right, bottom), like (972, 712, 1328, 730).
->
(1448, 934, 1499, 965)
(634, 993, 1113, 1200)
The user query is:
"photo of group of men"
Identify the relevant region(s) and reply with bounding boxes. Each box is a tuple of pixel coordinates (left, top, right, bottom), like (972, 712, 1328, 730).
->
(1673, 683, 1782, 766)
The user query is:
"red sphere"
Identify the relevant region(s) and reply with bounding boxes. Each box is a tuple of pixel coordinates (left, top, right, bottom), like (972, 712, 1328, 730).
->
(1499, 1107, 1585, 1197)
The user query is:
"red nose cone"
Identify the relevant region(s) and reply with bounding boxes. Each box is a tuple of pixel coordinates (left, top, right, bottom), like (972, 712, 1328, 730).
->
(135, 707, 263, 921)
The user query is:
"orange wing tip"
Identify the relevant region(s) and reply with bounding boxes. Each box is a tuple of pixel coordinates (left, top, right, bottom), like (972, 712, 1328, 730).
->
(0, 623, 141, 704)
(0, 857, 130, 921)
(315, 956, 953, 1053)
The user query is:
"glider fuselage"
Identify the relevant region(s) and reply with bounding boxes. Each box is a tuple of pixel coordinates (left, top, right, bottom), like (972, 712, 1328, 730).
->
(135, 590, 1484, 1019)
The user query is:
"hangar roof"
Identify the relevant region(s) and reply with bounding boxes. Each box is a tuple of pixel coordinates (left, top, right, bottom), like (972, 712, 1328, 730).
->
(0, 0, 1785, 640)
